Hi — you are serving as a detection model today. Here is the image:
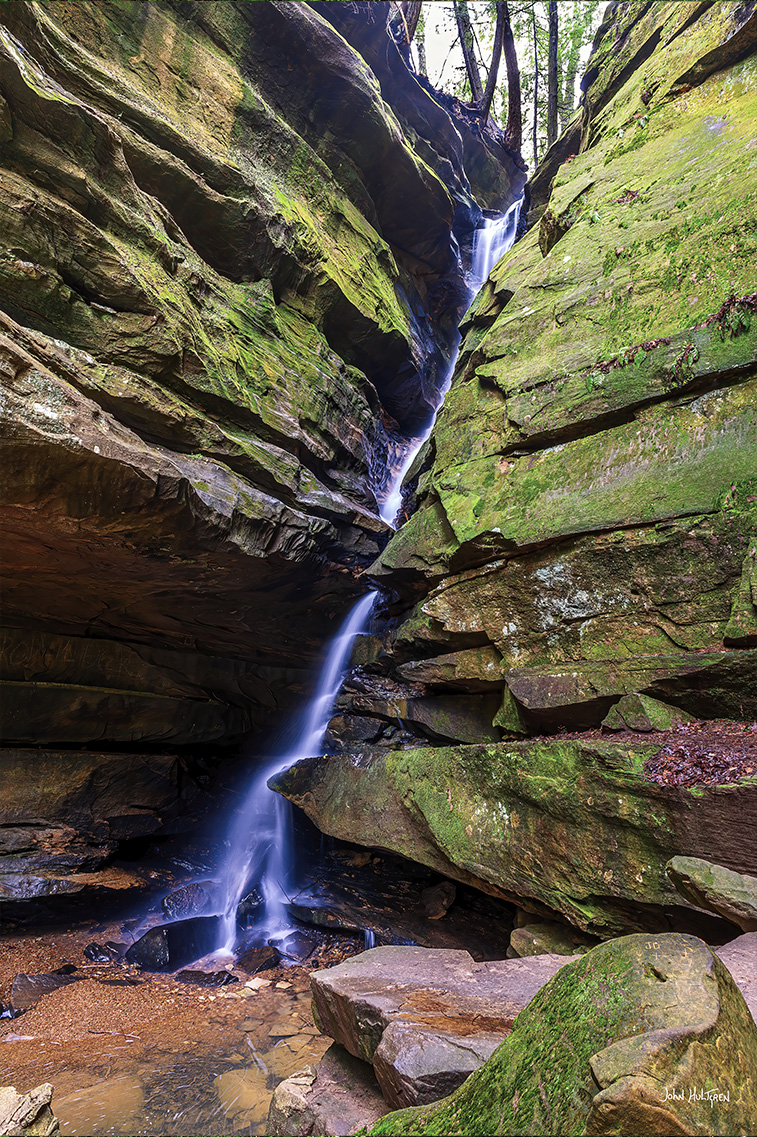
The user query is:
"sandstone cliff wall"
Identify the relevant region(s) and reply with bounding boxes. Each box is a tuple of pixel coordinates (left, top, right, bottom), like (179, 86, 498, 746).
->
(369, 0, 757, 743)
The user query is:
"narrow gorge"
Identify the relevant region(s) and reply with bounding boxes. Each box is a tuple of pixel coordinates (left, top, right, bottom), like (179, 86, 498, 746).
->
(1, 2, 756, 1136)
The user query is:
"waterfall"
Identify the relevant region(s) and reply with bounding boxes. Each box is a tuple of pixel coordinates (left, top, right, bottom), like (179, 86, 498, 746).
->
(380, 198, 522, 529)
(216, 591, 377, 951)
(214, 198, 522, 954)
(468, 198, 522, 294)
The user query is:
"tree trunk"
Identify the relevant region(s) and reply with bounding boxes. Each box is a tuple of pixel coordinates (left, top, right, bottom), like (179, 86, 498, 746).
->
(416, 10, 427, 75)
(560, 55, 579, 130)
(481, 2, 505, 122)
(402, 1, 422, 43)
(547, 0, 559, 147)
(532, 3, 539, 168)
(501, 1, 522, 152)
(454, 0, 484, 105)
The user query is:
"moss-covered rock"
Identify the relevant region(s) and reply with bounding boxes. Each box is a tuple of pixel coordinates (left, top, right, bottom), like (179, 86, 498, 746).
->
(367, 933, 757, 1136)
(602, 693, 696, 732)
(0, 0, 523, 767)
(508, 921, 597, 959)
(667, 856, 757, 932)
(273, 737, 757, 936)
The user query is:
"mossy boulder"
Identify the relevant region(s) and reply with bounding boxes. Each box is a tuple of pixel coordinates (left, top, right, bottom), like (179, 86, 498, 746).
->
(602, 694, 696, 733)
(508, 921, 597, 959)
(667, 857, 757, 932)
(368, 933, 757, 1137)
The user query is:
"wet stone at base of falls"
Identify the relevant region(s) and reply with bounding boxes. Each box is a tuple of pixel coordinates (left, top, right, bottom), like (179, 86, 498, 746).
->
(269, 929, 319, 963)
(161, 881, 215, 921)
(84, 939, 126, 963)
(236, 886, 265, 928)
(176, 968, 239, 987)
(9, 967, 83, 1015)
(124, 915, 221, 972)
(237, 944, 280, 974)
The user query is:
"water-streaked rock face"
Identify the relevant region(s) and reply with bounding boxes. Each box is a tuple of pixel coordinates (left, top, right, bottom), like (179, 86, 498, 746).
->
(0, 0, 523, 754)
(368, 0, 757, 742)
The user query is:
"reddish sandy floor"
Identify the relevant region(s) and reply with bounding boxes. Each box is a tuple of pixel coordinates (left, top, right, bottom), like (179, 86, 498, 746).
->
(1, 919, 338, 1135)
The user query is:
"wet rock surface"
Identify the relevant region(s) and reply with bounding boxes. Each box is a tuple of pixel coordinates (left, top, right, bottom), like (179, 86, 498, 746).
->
(284, 846, 514, 958)
(9, 969, 81, 1017)
(368, 934, 757, 1136)
(83, 941, 125, 964)
(124, 916, 221, 973)
(175, 970, 238, 989)
(160, 882, 214, 921)
(237, 944, 280, 976)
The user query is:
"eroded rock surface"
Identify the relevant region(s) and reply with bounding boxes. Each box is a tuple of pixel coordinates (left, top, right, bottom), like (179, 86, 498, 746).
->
(347, 0, 757, 751)
(0, 0, 519, 755)
(0, 0, 523, 891)
(0, 747, 197, 899)
(368, 934, 757, 1136)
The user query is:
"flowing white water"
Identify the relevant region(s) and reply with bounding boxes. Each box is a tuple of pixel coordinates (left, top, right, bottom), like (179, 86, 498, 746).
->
(468, 198, 522, 295)
(217, 591, 377, 950)
(379, 198, 522, 529)
(215, 199, 522, 952)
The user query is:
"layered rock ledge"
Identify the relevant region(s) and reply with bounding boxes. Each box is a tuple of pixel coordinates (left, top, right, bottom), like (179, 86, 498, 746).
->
(273, 737, 757, 936)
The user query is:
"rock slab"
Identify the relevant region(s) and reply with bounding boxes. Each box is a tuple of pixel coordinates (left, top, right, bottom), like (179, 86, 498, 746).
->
(368, 934, 757, 1136)
(275, 739, 757, 936)
(311, 945, 574, 1108)
(667, 856, 757, 932)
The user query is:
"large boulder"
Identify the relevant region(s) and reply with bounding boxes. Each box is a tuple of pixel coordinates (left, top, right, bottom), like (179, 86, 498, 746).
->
(667, 857, 757, 931)
(310, 944, 575, 1108)
(364, 0, 757, 743)
(274, 738, 757, 937)
(368, 933, 757, 1136)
